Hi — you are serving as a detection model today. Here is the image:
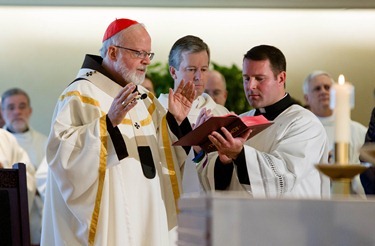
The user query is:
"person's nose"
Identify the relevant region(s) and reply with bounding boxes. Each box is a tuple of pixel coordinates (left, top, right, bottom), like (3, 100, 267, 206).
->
(247, 78, 257, 90)
(194, 70, 202, 81)
(141, 56, 151, 65)
(13, 107, 22, 114)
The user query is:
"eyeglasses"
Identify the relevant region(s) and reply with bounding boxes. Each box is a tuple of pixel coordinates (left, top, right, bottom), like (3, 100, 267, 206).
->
(114, 45, 154, 60)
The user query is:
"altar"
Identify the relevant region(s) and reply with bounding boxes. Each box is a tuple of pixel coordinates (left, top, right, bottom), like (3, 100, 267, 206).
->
(177, 193, 375, 246)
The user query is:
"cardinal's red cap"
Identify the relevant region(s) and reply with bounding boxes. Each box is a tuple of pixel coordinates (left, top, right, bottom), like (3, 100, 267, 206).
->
(102, 18, 139, 42)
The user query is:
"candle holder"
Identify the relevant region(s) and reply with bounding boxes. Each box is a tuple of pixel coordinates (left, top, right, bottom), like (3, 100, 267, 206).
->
(316, 142, 368, 197)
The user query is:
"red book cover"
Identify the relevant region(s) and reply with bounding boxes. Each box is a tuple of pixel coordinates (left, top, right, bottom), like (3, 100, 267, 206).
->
(173, 114, 273, 153)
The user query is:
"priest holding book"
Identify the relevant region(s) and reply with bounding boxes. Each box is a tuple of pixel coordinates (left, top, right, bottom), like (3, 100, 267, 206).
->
(198, 45, 330, 198)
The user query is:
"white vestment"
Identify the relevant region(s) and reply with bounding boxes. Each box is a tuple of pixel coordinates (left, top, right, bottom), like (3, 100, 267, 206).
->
(7, 127, 47, 244)
(9, 127, 47, 169)
(35, 156, 48, 201)
(201, 104, 331, 198)
(318, 115, 367, 196)
(41, 56, 189, 246)
(158, 92, 229, 193)
(0, 128, 36, 209)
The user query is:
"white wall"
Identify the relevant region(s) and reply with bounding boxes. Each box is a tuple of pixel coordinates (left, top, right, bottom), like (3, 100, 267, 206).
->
(1, 6, 374, 136)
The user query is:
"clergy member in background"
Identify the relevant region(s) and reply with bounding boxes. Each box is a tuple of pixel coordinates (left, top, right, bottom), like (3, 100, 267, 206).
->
(157, 35, 230, 245)
(158, 35, 230, 193)
(0, 128, 36, 218)
(360, 98, 375, 194)
(204, 70, 228, 107)
(1, 88, 47, 245)
(0, 100, 5, 128)
(198, 45, 330, 198)
(303, 70, 367, 196)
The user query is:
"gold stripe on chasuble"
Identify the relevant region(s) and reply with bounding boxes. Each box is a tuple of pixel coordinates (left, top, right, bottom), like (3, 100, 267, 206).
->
(161, 116, 180, 210)
(60, 91, 100, 107)
(120, 101, 155, 126)
(121, 118, 132, 125)
(120, 114, 152, 126)
(88, 114, 107, 245)
(148, 92, 155, 100)
(147, 100, 156, 115)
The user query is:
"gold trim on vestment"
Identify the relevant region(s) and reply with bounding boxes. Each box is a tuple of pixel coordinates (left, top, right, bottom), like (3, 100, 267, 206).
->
(120, 97, 155, 126)
(63, 89, 176, 242)
(161, 115, 180, 210)
(60, 91, 100, 107)
(88, 114, 108, 245)
(147, 99, 156, 115)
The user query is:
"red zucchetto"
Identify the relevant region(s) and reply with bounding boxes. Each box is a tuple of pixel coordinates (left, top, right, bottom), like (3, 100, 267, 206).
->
(102, 18, 139, 42)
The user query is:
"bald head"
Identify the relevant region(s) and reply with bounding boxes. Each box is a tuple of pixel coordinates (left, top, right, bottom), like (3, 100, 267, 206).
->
(205, 70, 227, 106)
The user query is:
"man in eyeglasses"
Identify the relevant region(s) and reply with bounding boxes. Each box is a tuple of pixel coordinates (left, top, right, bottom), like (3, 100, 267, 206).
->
(41, 18, 196, 246)
(303, 70, 367, 196)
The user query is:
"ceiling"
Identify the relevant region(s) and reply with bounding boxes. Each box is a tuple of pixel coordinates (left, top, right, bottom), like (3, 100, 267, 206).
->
(1, 0, 375, 9)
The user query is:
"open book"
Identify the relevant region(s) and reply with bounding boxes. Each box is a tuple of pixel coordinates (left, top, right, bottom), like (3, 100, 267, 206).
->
(173, 114, 273, 153)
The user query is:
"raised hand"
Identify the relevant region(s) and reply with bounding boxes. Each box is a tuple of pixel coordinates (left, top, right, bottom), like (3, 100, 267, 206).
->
(107, 83, 138, 127)
(168, 80, 196, 125)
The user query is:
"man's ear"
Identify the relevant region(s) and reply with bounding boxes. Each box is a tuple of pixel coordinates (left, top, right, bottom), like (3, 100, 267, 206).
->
(304, 94, 309, 105)
(107, 46, 117, 61)
(169, 66, 178, 80)
(278, 71, 286, 88)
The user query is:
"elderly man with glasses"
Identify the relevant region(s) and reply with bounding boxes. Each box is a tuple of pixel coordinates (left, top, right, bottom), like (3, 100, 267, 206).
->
(41, 18, 196, 246)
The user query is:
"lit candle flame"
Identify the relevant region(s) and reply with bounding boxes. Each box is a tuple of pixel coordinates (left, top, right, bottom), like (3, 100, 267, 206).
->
(338, 74, 345, 85)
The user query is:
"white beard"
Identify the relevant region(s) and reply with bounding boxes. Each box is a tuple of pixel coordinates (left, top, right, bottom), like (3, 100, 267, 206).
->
(116, 63, 145, 85)
(126, 72, 144, 85)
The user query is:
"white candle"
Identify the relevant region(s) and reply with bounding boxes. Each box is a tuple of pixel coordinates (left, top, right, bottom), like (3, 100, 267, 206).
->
(330, 75, 353, 143)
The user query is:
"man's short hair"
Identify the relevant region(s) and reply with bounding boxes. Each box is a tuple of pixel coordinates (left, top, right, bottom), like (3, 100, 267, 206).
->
(168, 35, 210, 69)
(243, 45, 286, 78)
(1, 88, 30, 109)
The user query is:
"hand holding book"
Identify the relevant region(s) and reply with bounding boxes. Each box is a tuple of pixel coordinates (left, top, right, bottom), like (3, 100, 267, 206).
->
(209, 126, 253, 162)
(173, 114, 273, 153)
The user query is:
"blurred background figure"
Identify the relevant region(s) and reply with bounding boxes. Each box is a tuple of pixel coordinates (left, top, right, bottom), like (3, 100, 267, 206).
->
(1, 88, 47, 246)
(359, 88, 375, 195)
(0, 127, 36, 218)
(204, 70, 228, 106)
(141, 75, 155, 95)
(0, 100, 5, 127)
(303, 70, 367, 196)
